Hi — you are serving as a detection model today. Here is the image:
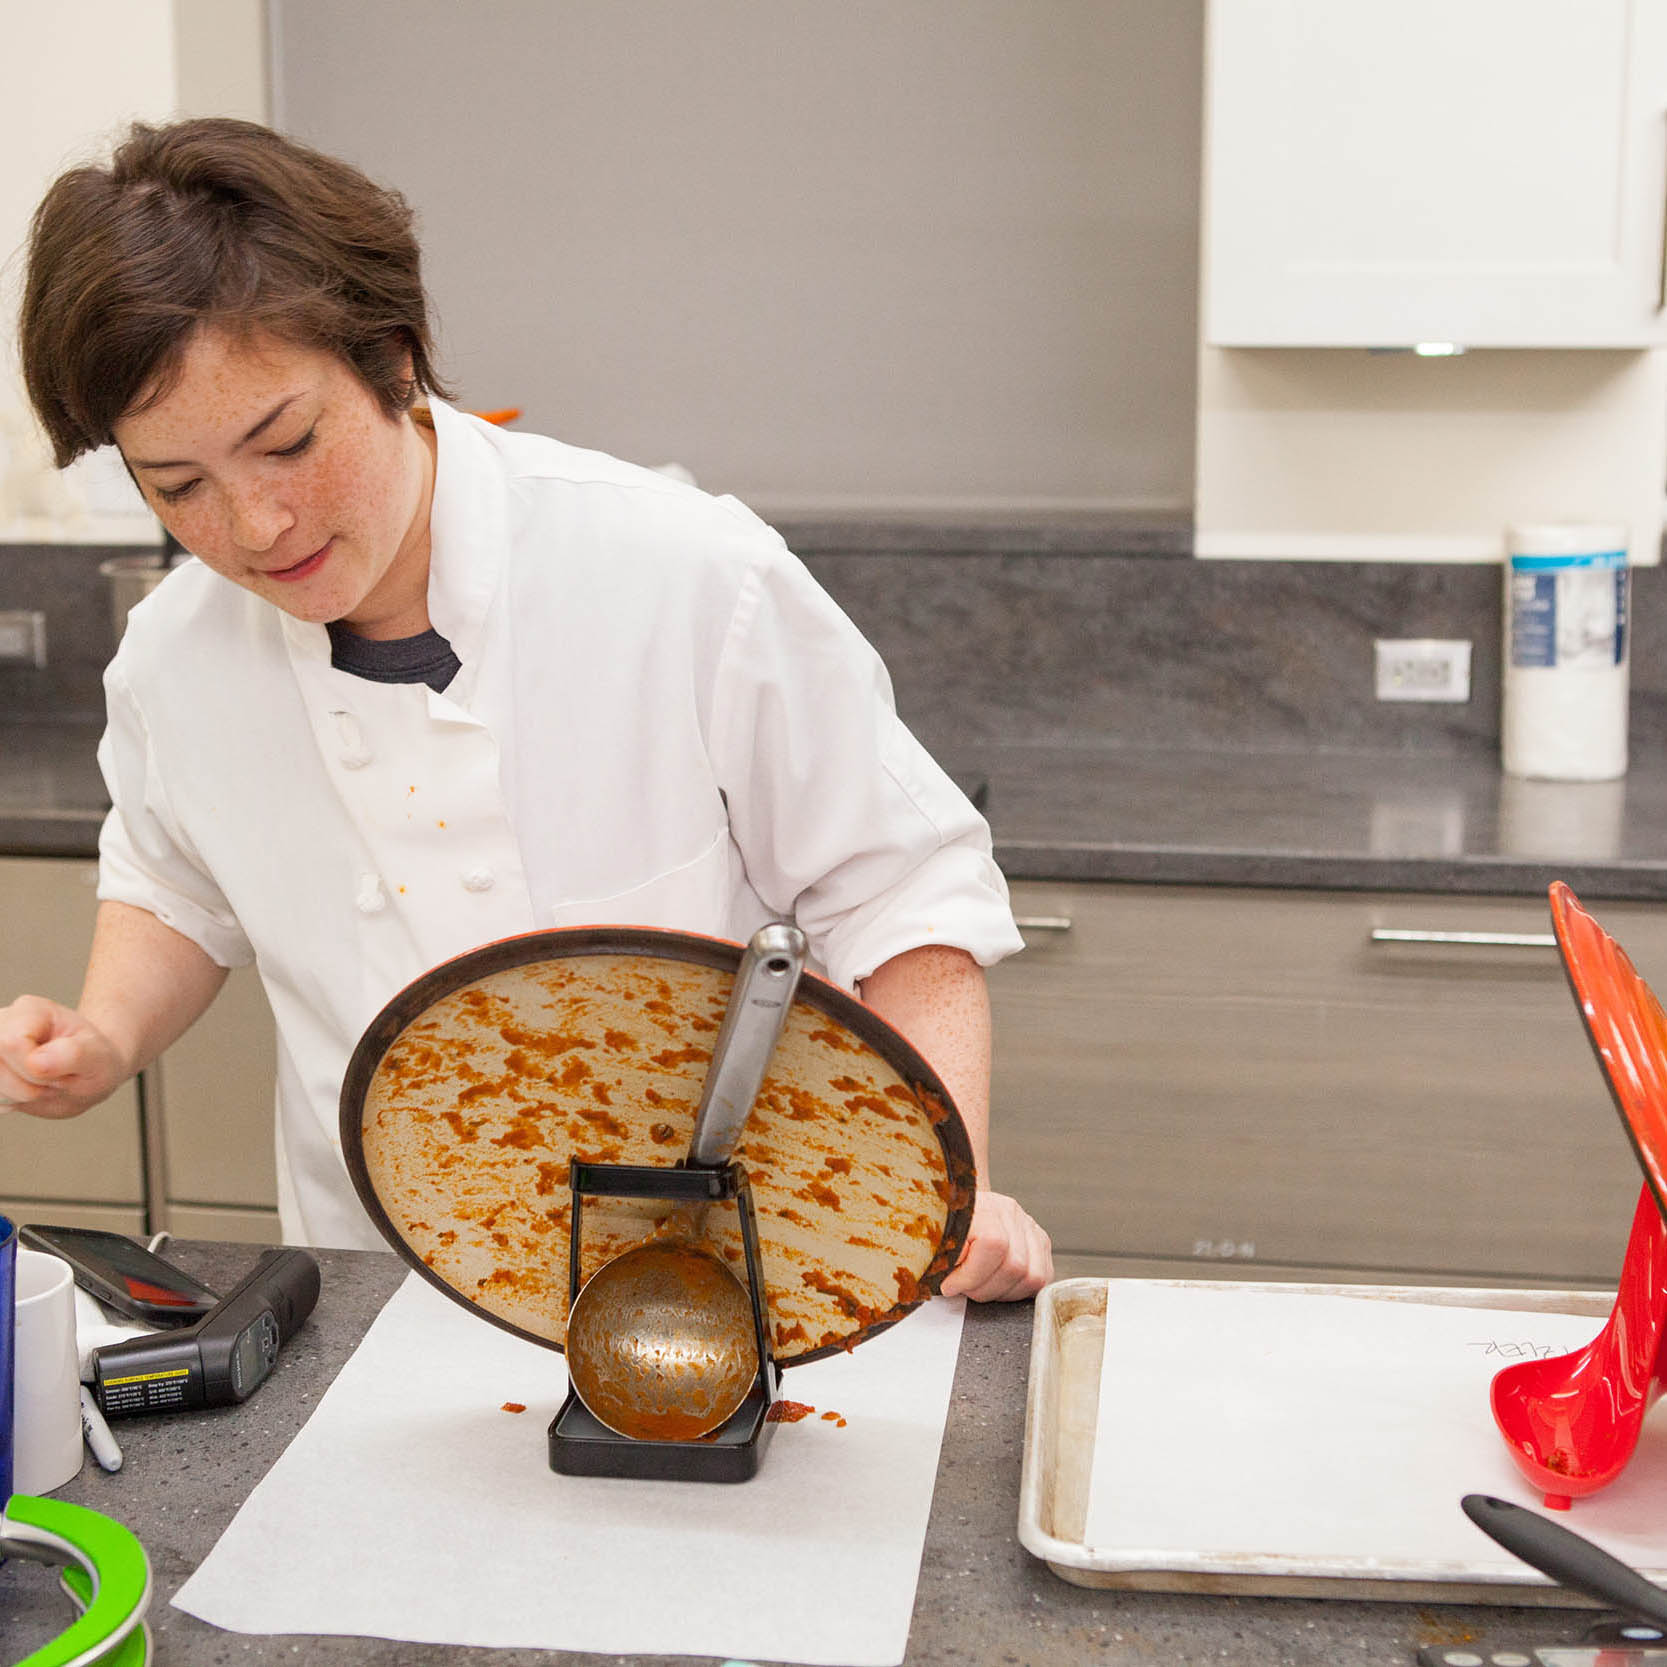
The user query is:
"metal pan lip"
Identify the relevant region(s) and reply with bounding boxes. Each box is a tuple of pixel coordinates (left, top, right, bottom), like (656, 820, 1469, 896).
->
(339, 922, 978, 1364)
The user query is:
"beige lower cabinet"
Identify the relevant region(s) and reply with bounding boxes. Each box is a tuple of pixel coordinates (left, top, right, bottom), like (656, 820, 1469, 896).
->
(0, 855, 280, 1242)
(988, 881, 1665, 1288)
(151, 964, 281, 1242)
(0, 858, 145, 1233)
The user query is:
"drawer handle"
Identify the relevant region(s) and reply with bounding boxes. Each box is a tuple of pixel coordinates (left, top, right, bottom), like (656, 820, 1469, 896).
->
(1014, 915, 1074, 933)
(1369, 927, 1556, 949)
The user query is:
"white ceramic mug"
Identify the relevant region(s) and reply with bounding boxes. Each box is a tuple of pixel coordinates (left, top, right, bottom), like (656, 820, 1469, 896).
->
(13, 1247, 83, 1494)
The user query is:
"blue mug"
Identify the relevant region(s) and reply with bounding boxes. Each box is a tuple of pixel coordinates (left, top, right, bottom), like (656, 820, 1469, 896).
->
(1, 1213, 15, 1502)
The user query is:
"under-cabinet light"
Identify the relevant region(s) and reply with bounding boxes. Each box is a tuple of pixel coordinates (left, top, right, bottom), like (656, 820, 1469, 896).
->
(1366, 343, 1469, 356)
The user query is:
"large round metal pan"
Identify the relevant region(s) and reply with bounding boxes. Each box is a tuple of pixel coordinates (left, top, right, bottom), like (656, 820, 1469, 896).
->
(340, 925, 977, 1366)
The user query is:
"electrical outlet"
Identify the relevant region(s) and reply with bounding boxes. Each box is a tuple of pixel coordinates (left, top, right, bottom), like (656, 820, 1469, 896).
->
(0, 610, 46, 668)
(1374, 638, 1471, 703)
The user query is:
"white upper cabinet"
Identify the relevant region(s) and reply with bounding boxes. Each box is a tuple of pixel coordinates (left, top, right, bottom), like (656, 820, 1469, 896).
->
(1203, 0, 1667, 347)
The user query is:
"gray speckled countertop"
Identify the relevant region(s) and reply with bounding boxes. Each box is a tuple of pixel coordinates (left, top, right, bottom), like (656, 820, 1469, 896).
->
(940, 737, 1667, 900)
(7, 718, 1667, 899)
(0, 1243, 1606, 1665)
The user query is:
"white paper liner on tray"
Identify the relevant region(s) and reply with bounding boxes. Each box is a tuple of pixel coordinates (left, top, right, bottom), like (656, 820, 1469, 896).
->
(1019, 1278, 1667, 1602)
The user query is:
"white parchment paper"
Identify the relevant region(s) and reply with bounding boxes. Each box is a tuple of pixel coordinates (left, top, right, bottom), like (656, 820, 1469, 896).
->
(1084, 1282, 1667, 1575)
(173, 1274, 965, 1665)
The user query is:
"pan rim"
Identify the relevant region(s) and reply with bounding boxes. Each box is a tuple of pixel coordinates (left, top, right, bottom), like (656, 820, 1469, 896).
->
(338, 921, 978, 1365)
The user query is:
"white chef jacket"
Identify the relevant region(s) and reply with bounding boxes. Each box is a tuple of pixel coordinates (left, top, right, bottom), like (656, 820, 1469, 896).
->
(95, 398, 1022, 1248)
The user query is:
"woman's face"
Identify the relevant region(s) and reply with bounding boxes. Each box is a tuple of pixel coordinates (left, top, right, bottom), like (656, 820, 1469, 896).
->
(113, 326, 436, 638)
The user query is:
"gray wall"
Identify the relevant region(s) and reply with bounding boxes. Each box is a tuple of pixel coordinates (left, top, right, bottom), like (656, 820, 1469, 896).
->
(272, 1, 1200, 513)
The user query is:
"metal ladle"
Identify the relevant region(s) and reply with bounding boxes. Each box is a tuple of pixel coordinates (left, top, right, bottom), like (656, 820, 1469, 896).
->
(564, 922, 806, 1441)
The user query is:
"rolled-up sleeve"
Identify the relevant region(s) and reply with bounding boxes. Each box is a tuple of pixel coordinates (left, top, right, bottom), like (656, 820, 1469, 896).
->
(708, 530, 1023, 991)
(95, 658, 255, 970)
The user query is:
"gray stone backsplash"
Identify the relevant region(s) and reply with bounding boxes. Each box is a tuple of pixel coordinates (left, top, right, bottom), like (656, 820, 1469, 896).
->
(801, 551, 1667, 759)
(3, 539, 1662, 759)
(0, 545, 136, 723)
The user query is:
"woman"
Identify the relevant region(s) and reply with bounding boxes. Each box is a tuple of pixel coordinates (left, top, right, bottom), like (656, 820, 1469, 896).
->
(0, 118, 1049, 1299)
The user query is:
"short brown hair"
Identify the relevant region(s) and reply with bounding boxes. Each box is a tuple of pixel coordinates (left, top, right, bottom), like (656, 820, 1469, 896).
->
(20, 117, 451, 467)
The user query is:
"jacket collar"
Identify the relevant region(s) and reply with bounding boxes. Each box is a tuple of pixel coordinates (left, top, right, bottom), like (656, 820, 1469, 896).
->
(423, 397, 507, 686)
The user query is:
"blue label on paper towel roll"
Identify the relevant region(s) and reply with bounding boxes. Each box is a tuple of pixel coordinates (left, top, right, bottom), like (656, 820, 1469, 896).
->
(1508, 550, 1627, 671)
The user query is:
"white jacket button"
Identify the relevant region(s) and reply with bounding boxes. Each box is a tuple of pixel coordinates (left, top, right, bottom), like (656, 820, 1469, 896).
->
(461, 865, 495, 892)
(355, 873, 388, 914)
(330, 709, 373, 770)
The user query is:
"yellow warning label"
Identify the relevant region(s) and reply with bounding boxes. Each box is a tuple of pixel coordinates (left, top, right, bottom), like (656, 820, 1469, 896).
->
(103, 1368, 192, 1386)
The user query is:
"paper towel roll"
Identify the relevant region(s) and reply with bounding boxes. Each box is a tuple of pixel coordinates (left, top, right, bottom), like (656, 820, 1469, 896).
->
(1501, 523, 1629, 781)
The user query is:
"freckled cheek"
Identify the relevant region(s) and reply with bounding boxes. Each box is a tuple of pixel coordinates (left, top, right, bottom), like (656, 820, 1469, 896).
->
(302, 450, 355, 530)
(315, 436, 400, 536)
(158, 498, 230, 567)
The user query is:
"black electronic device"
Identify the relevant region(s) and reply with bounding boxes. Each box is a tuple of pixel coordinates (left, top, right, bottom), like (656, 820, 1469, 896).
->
(91, 1248, 320, 1418)
(1417, 1616, 1667, 1666)
(20, 1222, 219, 1325)
(1419, 1648, 1667, 1665)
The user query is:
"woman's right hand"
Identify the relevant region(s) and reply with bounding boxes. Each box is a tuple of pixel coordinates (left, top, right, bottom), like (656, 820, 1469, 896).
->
(0, 995, 130, 1119)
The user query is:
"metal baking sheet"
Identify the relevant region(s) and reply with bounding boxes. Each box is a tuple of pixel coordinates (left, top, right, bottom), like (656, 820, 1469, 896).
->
(1019, 1277, 1627, 1602)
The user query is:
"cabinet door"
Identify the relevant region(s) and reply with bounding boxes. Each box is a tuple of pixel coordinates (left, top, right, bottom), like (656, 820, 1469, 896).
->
(0, 858, 144, 1216)
(1204, 0, 1667, 347)
(989, 883, 1661, 1283)
(156, 963, 279, 1235)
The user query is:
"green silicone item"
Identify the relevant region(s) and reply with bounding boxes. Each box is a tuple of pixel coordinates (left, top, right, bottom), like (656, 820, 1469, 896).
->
(52, 1573, 150, 1667)
(1, 1493, 152, 1667)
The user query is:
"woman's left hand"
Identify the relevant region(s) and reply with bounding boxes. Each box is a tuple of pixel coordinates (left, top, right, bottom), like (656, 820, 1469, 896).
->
(939, 1189, 1053, 1301)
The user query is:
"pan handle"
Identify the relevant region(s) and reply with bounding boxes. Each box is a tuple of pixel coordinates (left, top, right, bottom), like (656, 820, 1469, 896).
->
(687, 923, 807, 1167)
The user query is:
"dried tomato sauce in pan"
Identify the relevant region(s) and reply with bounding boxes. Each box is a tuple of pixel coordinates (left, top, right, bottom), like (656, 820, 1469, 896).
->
(358, 952, 973, 1363)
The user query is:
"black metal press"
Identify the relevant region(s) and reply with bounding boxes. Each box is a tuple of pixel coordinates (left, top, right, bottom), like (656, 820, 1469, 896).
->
(547, 1158, 780, 1482)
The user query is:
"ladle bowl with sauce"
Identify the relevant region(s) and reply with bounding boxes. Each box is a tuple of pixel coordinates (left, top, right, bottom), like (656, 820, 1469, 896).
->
(565, 1241, 758, 1442)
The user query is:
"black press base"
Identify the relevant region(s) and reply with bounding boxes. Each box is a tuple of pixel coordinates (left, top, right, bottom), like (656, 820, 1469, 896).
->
(548, 1362, 782, 1482)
